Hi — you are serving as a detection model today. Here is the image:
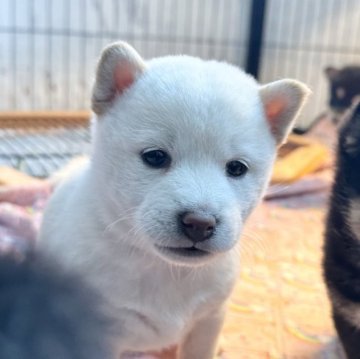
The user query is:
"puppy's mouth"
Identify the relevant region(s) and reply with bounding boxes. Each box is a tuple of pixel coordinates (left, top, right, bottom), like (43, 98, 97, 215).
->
(155, 245, 211, 258)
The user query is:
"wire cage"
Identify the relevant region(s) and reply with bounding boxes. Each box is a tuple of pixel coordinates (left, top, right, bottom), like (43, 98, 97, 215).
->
(1, 0, 360, 177)
(0, 112, 90, 178)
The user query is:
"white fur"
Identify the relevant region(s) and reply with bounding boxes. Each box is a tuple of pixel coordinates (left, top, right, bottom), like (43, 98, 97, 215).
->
(38, 42, 309, 358)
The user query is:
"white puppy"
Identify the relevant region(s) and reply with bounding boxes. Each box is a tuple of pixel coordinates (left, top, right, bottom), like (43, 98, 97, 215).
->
(39, 42, 309, 358)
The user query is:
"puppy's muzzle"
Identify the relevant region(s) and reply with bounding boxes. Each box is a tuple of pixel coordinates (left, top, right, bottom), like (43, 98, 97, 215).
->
(179, 212, 216, 243)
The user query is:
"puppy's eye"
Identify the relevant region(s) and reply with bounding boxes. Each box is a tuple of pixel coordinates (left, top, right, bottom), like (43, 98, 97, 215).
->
(336, 87, 346, 99)
(226, 160, 248, 177)
(141, 149, 170, 168)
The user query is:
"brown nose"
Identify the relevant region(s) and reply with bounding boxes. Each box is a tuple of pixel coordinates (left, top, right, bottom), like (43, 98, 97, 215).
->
(179, 212, 216, 243)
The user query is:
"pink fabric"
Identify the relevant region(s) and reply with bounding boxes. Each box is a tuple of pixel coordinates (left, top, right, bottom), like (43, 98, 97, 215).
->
(0, 183, 52, 255)
(265, 171, 332, 209)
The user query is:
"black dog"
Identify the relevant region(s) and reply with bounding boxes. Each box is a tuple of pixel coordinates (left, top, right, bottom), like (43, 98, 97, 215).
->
(0, 251, 111, 359)
(324, 101, 360, 358)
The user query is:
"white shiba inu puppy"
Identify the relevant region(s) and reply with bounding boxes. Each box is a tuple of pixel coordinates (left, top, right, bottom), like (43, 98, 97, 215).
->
(39, 42, 310, 358)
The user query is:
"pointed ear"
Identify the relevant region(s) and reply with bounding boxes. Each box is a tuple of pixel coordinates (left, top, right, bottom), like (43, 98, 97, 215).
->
(259, 79, 311, 145)
(324, 66, 339, 80)
(91, 41, 146, 115)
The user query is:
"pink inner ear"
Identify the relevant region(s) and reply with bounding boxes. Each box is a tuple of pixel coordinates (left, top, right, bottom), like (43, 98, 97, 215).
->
(265, 98, 286, 131)
(114, 62, 136, 94)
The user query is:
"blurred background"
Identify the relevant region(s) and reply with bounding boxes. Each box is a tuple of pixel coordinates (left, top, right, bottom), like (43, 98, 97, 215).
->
(1, 0, 360, 176)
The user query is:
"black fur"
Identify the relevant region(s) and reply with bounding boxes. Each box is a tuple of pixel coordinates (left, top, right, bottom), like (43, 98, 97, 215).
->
(0, 252, 111, 359)
(325, 66, 360, 112)
(324, 102, 360, 358)
(325, 66, 360, 119)
(333, 313, 360, 358)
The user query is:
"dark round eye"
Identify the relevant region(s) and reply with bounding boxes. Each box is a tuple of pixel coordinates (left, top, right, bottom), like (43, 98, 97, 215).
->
(141, 149, 170, 168)
(336, 87, 346, 99)
(226, 160, 248, 177)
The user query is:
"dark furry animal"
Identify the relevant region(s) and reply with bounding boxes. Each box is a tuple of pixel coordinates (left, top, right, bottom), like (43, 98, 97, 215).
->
(0, 252, 111, 359)
(324, 101, 360, 358)
(325, 66, 360, 123)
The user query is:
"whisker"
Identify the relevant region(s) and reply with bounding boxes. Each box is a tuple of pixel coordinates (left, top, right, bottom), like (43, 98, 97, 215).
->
(103, 206, 138, 234)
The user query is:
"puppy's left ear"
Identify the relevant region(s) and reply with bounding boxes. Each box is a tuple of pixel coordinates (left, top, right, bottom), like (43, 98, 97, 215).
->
(259, 79, 311, 145)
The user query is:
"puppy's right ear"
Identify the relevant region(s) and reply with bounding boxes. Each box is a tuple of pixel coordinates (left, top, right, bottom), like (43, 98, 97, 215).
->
(324, 66, 339, 80)
(91, 41, 146, 115)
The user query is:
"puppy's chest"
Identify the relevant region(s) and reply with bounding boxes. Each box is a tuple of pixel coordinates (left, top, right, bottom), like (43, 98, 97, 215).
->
(99, 261, 235, 348)
(124, 268, 225, 314)
(136, 279, 213, 336)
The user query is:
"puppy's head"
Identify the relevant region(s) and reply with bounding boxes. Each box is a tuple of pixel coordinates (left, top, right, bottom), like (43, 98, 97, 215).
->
(324, 66, 360, 122)
(91, 42, 310, 266)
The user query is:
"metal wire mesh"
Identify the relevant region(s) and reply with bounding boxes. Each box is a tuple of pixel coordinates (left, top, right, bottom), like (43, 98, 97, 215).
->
(0, 114, 91, 178)
(0, 127, 90, 178)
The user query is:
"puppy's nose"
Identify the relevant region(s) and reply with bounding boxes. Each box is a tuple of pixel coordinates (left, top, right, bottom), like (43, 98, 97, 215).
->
(180, 212, 216, 243)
